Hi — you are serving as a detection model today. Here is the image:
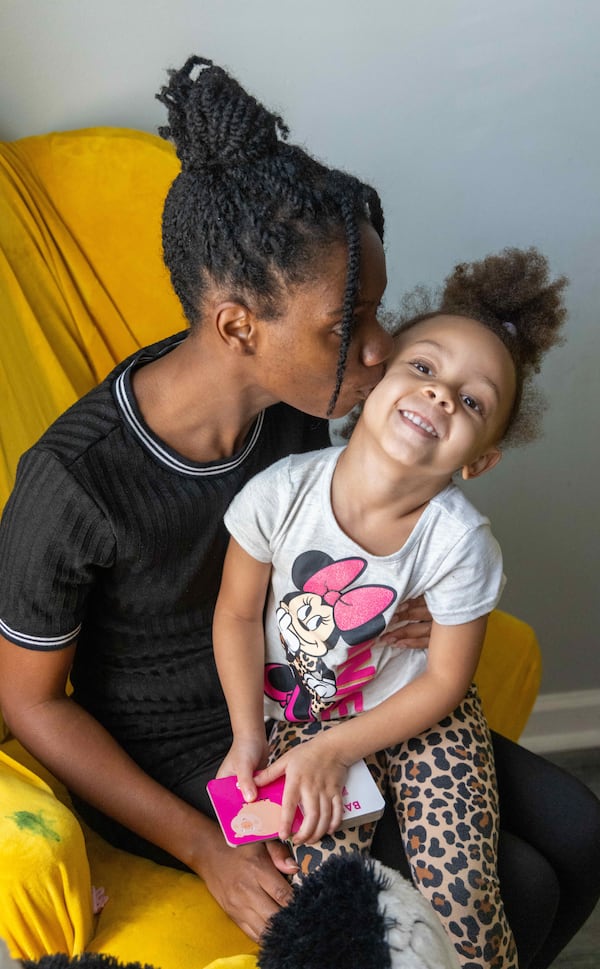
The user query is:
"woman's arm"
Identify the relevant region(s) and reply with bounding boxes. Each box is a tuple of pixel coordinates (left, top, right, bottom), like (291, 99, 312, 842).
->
(256, 615, 488, 844)
(0, 633, 294, 941)
(213, 537, 273, 802)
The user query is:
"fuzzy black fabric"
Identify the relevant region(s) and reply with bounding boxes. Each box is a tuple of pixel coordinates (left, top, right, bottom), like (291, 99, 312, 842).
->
(22, 956, 156, 969)
(258, 853, 392, 969)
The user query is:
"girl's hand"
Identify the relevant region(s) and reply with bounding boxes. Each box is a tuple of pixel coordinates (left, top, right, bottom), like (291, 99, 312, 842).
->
(216, 734, 269, 804)
(254, 735, 347, 845)
(376, 595, 432, 649)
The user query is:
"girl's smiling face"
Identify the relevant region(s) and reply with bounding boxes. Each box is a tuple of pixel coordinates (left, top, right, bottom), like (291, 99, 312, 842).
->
(360, 314, 517, 481)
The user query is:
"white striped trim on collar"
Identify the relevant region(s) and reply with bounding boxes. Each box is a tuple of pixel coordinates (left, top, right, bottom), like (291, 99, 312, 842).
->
(114, 355, 265, 477)
(0, 617, 82, 649)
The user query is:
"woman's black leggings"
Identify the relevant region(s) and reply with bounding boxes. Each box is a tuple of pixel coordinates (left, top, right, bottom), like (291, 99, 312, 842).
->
(371, 730, 600, 969)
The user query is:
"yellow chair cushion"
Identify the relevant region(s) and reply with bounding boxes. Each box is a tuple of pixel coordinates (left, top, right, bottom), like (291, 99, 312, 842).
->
(0, 750, 93, 960)
(474, 609, 541, 741)
(84, 827, 258, 969)
(0, 127, 184, 512)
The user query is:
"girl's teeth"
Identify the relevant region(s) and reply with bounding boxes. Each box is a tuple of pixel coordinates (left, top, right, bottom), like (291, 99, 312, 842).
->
(402, 411, 437, 436)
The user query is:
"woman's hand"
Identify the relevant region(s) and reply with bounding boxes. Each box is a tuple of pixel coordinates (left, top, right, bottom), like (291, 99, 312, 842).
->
(254, 734, 347, 846)
(216, 733, 269, 804)
(376, 594, 432, 649)
(195, 829, 297, 942)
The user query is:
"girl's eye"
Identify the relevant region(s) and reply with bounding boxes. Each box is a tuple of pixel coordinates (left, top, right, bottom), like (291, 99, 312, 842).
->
(462, 394, 482, 413)
(411, 360, 432, 375)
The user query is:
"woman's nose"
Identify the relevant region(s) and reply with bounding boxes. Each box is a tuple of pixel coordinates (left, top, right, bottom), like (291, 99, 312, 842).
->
(361, 321, 393, 368)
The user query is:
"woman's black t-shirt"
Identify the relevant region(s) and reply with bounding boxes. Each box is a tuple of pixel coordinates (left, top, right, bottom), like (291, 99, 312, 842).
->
(0, 331, 329, 790)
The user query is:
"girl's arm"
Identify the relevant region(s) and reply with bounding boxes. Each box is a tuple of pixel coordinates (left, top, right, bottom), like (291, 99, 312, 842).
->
(256, 615, 488, 844)
(212, 537, 273, 802)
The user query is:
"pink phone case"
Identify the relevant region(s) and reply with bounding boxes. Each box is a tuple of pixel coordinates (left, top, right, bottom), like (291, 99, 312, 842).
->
(206, 774, 304, 847)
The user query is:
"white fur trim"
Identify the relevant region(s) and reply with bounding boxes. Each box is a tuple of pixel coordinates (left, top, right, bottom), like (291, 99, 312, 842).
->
(371, 861, 460, 969)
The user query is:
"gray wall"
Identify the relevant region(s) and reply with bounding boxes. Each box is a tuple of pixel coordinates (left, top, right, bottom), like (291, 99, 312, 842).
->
(2, 0, 598, 694)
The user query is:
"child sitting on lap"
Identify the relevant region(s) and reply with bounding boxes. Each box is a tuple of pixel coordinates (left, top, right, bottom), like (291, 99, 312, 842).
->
(212, 246, 567, 969)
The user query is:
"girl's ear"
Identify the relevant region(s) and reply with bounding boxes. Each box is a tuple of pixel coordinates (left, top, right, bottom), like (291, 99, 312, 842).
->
(215, 301, 257, 355)
(461, 447, 503, 481)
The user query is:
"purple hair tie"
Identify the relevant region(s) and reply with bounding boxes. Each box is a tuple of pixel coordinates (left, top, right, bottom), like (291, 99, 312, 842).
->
(502, 321, 517, 336)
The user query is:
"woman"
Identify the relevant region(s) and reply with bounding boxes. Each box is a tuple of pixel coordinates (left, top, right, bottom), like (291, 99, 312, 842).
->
(0, 56, 598, 967)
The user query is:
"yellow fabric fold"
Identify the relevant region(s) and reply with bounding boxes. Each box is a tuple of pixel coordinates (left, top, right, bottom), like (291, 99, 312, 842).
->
(0, 128, 185, 511)
(203, 960, 258, 969)
(0, 750, 94, 960)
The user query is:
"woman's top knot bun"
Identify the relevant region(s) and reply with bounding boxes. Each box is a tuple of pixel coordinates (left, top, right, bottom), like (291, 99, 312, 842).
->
(158, 53, 384, 414)
(156, 54, 289, 171)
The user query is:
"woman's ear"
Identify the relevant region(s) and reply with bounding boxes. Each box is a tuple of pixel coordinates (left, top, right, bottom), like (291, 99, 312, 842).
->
(215, 301, 257, 355)
(461, 447, 503, 481)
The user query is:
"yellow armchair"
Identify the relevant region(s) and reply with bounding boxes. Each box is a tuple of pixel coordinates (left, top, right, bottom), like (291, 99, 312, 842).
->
(0, 128, 541, 969)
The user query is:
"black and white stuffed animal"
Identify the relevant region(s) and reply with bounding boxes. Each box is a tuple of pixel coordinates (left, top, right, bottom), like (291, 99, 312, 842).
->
(258, 853, 459, 969)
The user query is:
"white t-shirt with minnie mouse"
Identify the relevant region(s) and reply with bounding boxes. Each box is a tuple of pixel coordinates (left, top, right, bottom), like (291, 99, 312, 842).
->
(224, 446, 505, 723)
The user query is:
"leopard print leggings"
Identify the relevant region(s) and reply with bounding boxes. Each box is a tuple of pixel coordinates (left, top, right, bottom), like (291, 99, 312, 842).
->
(268, 685, 518, 969)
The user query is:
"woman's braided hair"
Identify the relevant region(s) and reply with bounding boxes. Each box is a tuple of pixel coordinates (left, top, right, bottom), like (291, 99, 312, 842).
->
(156, 55, 384, 412)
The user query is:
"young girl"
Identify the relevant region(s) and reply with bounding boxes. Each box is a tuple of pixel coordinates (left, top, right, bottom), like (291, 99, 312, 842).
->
(213, 246, 567, 968)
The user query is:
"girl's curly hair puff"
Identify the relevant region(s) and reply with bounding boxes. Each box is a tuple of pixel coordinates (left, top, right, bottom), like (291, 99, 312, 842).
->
(156, 55, 385, 414)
